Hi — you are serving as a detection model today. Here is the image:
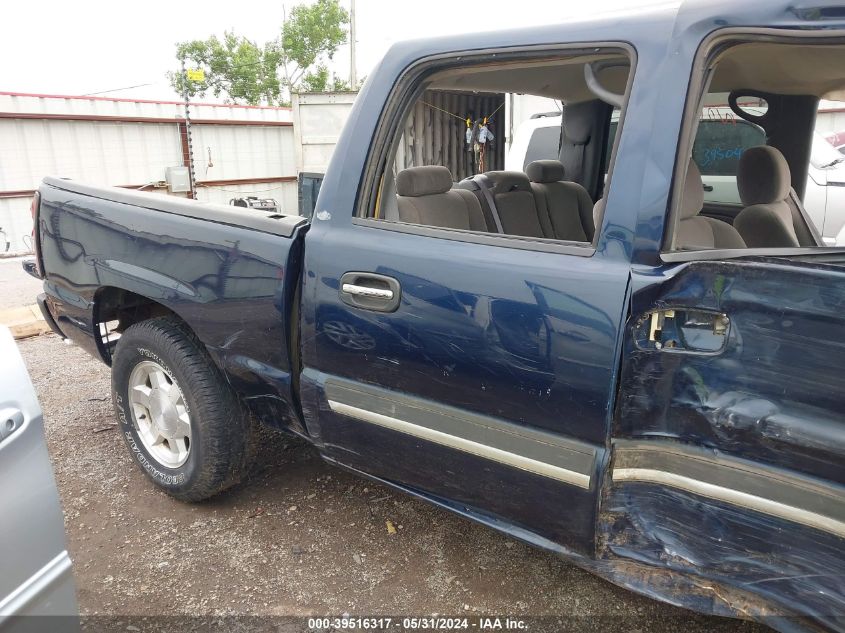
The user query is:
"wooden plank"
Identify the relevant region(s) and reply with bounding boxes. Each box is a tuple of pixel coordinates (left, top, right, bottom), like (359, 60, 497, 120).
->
(0, 304, 51, 340)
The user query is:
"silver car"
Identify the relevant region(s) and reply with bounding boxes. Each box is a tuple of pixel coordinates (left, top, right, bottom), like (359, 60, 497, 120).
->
(0, 326, 77, 631)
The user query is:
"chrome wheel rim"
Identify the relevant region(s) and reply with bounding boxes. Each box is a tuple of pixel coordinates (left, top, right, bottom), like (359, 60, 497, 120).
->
(128, 360, 191, 468)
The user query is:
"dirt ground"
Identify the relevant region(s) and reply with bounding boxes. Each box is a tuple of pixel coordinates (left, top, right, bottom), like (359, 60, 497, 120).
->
(11, 329, 767, 632)
(0, 255, 44, 308)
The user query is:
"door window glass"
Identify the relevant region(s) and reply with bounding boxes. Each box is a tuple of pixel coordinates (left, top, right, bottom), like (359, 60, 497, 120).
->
(369, 50, 633, 248)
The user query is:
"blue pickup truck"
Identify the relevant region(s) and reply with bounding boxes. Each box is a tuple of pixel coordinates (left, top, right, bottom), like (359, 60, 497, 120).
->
(25, 0, 845, 629)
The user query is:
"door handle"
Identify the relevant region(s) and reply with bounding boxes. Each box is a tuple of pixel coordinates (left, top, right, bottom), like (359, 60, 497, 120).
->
(702, 184, 714, 192)
(339, 272, 401, 312)
(341, 283, 394, 300)
(0, 408, 24, 443)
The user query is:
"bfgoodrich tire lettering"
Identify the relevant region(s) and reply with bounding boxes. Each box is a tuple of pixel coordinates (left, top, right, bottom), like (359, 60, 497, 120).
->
(111, 317, 251, 501)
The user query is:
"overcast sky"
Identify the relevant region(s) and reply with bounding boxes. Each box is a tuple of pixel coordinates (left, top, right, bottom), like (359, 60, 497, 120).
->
(1, 0, 655, 103)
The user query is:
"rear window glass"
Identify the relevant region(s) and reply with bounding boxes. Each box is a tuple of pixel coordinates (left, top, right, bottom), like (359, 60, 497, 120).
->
(523, 125, 560, 170)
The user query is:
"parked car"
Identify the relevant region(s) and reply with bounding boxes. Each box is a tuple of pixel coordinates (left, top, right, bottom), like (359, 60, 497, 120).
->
(508, 109, 845, 244)
(0, 326, 77, 631)
(24, 2, 845, 630)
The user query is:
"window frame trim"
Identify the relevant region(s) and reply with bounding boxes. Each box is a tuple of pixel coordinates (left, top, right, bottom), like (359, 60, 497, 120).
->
(352, 217, 597, 256)
(663, 26, 845, 256)
(356, 40, 639, 256)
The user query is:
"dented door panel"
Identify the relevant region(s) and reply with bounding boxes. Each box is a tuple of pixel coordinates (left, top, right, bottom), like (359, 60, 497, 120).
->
(607, 256, 845, 623)
(617, 258, 845, 481)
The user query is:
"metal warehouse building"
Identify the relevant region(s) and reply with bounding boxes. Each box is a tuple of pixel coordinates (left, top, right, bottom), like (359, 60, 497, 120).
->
(0, 92, 297, 254)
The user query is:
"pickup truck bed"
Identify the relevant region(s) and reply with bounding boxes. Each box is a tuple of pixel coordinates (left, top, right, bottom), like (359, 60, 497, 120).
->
(36, 177, 308, 432)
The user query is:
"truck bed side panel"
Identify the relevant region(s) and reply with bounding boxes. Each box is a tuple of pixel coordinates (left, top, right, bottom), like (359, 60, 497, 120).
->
(38, 183, 306, 432)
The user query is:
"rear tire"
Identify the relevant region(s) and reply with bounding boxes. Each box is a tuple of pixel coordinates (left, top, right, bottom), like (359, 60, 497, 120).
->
(111, 317, 251, 501)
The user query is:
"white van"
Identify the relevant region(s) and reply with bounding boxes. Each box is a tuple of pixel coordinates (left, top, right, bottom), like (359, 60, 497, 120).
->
(507, 110, 845, 244)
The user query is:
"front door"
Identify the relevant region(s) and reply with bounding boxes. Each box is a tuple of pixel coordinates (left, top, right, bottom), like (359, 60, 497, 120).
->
(607, 253, 845, 623)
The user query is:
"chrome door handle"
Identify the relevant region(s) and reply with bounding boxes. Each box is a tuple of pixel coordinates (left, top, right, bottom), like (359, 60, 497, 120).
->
(341, 283, 394, 300)
(339, 272, 401, 313)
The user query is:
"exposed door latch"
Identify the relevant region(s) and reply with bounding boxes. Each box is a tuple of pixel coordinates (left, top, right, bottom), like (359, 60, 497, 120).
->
(638, 308, 730, 353)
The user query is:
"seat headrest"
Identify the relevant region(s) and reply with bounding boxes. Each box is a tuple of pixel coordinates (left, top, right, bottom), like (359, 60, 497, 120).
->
(680, 160, 704, 220)
(562, 103, 591, 145)
(396, 166, 453, 197)
(526, 160, 566, 183)
(737, 146, 791, 205)
(486, 171, 533, 195)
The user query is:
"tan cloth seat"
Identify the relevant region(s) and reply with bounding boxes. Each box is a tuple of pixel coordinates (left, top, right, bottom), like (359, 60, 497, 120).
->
(593, 198, 605, 234)
(733, 146, 800, 248)
(396, 166, 487, 231)
(526, 160, 594, 242)
(483, 171, 548, 237)
(677, 160, 747, 250)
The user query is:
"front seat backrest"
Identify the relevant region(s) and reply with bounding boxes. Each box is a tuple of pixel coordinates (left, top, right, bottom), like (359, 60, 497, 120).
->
(485, 171, 547, 237)
(526, 159, 594, 241)
(396, 166, 487, 231)
(676, 160, 747, 250)
(734, 146, 800, 248)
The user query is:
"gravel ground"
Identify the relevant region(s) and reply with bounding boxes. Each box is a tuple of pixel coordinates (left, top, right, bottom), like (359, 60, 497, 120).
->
(14, 330, 769, 632)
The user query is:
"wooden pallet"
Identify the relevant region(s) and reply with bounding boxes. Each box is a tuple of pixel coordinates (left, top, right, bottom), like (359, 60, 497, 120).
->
(0, 304, 52, 340)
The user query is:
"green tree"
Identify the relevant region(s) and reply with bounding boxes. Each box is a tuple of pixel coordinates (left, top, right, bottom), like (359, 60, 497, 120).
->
(169, 32, 280, 105)
(301, 64, 330, 92)
(279, 0, 349, 91)
(169, 0, 350, 105)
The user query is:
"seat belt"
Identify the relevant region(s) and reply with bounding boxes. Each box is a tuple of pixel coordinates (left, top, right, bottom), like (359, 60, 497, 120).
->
(472, 175, 504, 233)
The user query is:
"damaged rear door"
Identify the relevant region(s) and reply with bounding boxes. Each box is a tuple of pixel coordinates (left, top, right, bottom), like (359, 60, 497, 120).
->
(605, 256, 845, 622)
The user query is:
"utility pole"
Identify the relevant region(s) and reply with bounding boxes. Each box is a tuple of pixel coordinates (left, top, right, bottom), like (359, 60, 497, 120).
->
(180, 58, 197, 199)
(349, 0, 357, 88)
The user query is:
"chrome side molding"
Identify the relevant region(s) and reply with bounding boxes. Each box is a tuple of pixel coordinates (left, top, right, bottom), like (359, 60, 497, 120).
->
(325, 376, 597, 490)
(612, 440, 845, 539)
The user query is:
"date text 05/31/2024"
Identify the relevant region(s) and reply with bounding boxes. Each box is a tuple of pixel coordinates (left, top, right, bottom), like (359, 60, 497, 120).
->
(307, 617, 529, 630)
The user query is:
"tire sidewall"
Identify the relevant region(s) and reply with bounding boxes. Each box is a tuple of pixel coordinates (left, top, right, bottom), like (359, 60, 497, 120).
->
(112, 336, 204, 496)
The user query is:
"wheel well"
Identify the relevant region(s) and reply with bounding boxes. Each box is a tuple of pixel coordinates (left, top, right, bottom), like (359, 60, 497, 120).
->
(93, 287, 178, 365)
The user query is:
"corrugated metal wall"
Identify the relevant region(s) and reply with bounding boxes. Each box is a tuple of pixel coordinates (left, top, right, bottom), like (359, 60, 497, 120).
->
(0, 197, 34, 253)
(817, 110, 845, 136)
(191, 124, 295, 182)
(395, 90, 506, 181)
(0, 119, 184, 189)
(0, 93, 298, 254)
(0, 92, 293, 123)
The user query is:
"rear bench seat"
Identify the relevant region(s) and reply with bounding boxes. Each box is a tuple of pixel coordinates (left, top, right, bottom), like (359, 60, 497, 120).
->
(525, 160, 595, 242)
(484, 171, 548, 237)
(396, 166, 487, 231)
(394, 163, 594, 243)
(457, 167, 595, 242)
